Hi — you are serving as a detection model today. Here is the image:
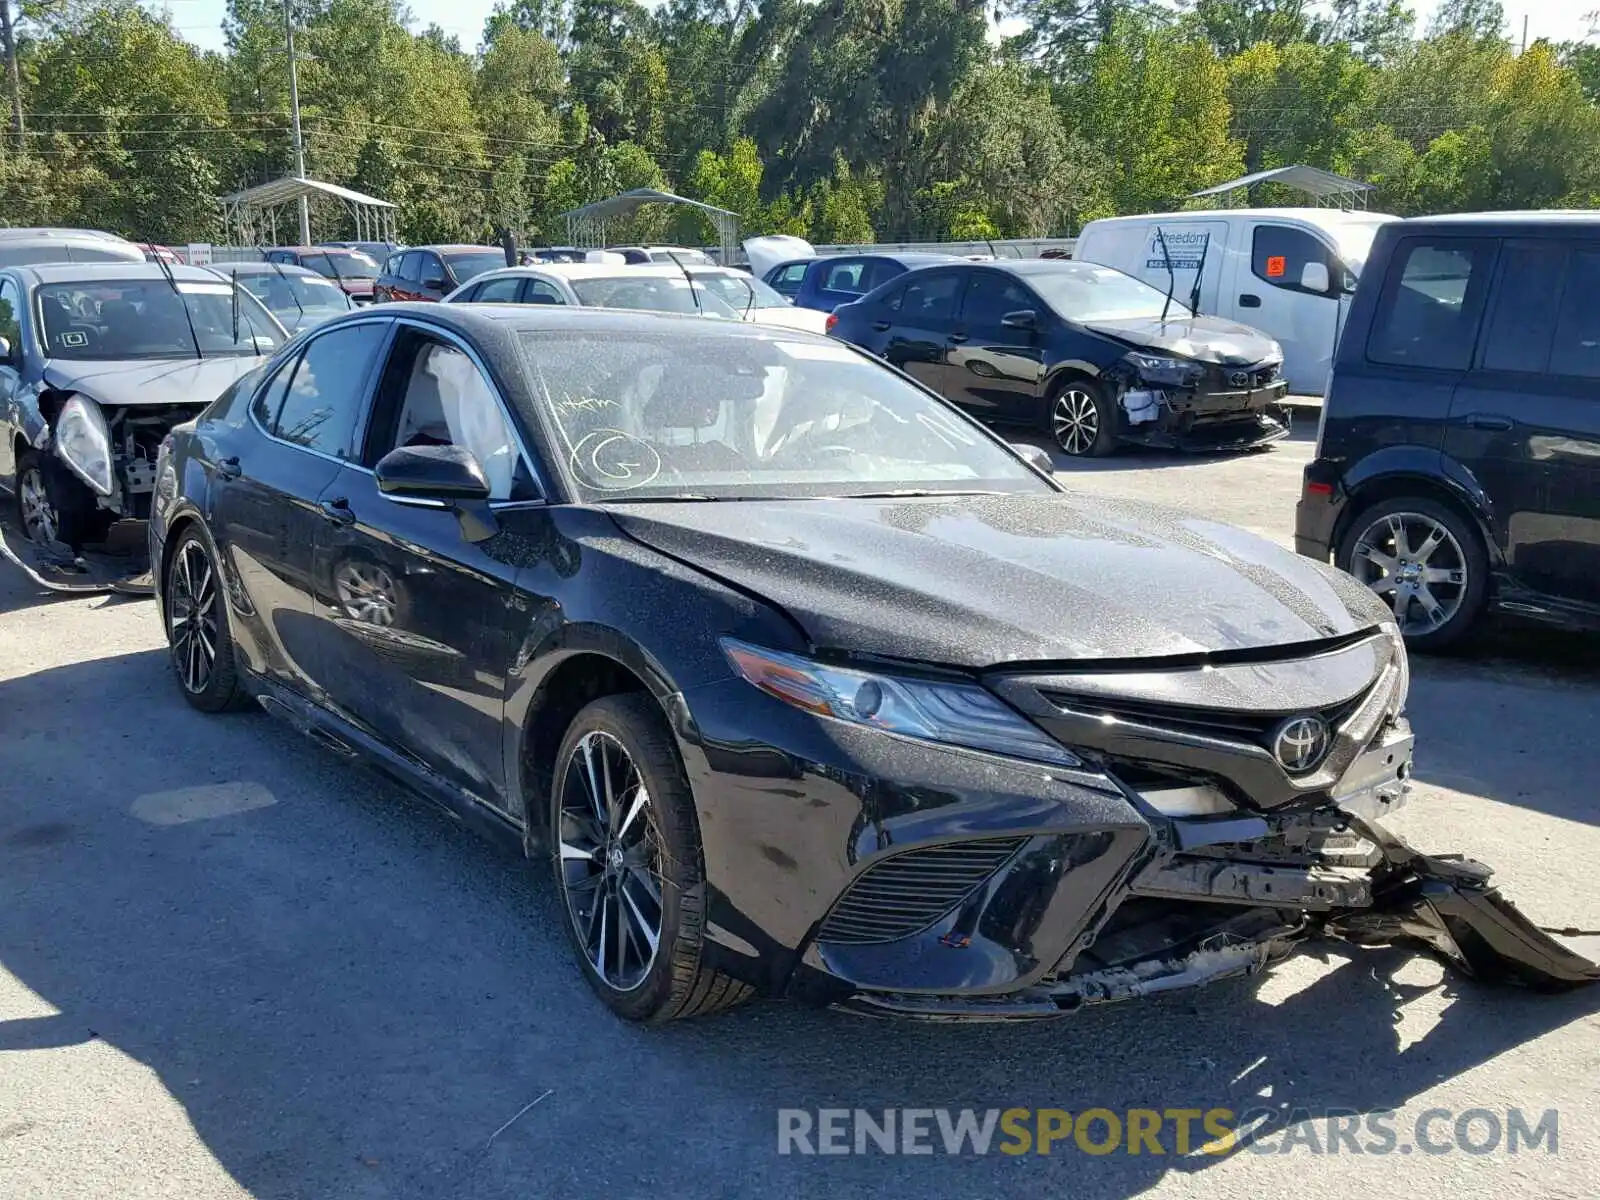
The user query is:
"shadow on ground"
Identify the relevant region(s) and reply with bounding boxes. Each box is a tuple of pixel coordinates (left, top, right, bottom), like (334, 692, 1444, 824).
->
(2, 648, 1595, 1199)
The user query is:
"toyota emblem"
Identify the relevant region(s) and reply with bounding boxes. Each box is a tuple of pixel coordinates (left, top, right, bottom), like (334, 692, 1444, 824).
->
(1228, 370, 1251, 387)
(1272, 715, 1330, 773)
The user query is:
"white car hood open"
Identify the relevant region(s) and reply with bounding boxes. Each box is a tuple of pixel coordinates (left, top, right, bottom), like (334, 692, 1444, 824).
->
(743, 235, 815, 279)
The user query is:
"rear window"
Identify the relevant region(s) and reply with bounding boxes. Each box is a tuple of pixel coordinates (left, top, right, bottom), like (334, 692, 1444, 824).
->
(1550, 248, 1600, 379)
(1367, 238, 1494, 372)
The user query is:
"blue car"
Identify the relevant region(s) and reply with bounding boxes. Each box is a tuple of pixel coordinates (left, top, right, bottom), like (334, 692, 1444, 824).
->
(769, 252, 961, 313)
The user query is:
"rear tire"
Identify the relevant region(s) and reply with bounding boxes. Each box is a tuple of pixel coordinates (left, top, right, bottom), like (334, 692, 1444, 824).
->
(1049, 378, 1116, 457)
(164, 526, 250, 712)
(549, 693, 752, 1022)
(1337, 496, 1488, 653)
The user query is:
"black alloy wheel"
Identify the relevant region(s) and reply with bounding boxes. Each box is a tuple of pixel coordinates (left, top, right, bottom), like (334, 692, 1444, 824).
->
(1050, 379, 1115, 457)
(165, 527, 248, 711)
(550, 694, 752, 1022)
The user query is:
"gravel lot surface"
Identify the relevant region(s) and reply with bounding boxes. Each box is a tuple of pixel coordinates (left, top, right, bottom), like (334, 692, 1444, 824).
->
(2, 425, 1597, 1199)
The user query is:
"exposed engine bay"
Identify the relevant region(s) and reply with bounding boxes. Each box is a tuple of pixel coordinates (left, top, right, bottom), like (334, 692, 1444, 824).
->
(1103, 353, 1292, 452)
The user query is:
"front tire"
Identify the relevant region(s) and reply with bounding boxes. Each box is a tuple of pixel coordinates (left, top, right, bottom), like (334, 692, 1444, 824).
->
(1337, 496, 1488, 652)
(1049, 378, 1116, 457)
(164, 526, 249, 712)
(550, 693, 752, 1022)
(14, 451, 60, 545)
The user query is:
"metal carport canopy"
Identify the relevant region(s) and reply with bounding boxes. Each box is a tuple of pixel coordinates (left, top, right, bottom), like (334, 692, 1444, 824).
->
(219, 176, 397, 245)
(558, 189, 739, 262)
(1190, 166, 1376, 208)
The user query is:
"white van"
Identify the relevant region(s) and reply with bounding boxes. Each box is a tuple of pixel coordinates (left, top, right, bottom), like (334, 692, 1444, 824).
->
(1074, 208, 1396, 394)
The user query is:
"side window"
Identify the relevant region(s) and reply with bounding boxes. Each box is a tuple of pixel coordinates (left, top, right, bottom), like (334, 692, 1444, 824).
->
(475, 276, 526, 303)
(525, 280, 565, 305)
(1479, 241, 1563, 374)
(821, 259, 867, 295)
(1251, 225, 1336, 296)
(898, 272, 962, 324)
(961, 272, 1035, 324)
(0, 276, 21, 353)
(250, 353, 301, 430)
(421, 255, 447, 287)
(880, 283, 907, 313)
(1367, 238, 1495, 372)
(300, 253, 333, 276)
(779, 263, 807, 286)
(398, 252, 424, 283)
(369, 330, 536, 501)
(269, 323, 387, 458)
(1549, 248, 1600, 379)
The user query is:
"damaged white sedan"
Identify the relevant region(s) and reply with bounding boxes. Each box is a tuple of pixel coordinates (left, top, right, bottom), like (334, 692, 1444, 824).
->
(0, 261, 285, 592)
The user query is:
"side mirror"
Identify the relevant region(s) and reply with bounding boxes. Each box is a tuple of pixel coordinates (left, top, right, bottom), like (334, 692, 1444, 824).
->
(1001, 309, 1038, 330)
(424, 277, 448, 291)
(1299, 262, 1331, 294)
(375, 444, 498, 542)
(376, 443, 491, 501)
(1011, 442, 1054, 474)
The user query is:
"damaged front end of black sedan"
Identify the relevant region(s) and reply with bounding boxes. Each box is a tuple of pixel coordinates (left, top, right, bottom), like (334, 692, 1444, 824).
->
(718, 626, 1600, 1021)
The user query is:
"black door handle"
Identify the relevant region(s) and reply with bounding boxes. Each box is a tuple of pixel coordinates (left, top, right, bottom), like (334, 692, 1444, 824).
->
(318, 497, 355, 526)
(1239, 293, 1262, 308)
(871, 320, 891, 332)
(216, 455, 241, 480)
(1466, 413, 1513, 431)
(949, 332, 969, 344)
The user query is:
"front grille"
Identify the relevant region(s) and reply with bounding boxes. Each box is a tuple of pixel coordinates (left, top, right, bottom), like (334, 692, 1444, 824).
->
(816, 837, 1028, 945)
(1211, 363, 1282, 391)
(1037, 692, 1365, 755)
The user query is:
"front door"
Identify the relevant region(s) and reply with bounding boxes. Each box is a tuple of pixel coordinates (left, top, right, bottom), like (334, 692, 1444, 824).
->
(311, 323, 540, 814)
(947, 269, 1048, 424)
(215, 320, 391, 692)
(1449, 237, 1600, 610)
(1238, 221, 1347, 393)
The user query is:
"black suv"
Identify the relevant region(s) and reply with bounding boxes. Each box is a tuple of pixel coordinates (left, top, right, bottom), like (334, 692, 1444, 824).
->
(1297, 212, 1600, 650)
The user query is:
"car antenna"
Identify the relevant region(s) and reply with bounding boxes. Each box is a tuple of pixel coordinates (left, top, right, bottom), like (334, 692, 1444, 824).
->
(1156, 226, 1176, 323)
(153, 250, 202, 359)
(1187, 231, 1211, 316)
(664, 250, 704, 316)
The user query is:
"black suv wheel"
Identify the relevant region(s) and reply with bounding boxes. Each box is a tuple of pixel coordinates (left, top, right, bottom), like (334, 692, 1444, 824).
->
(1338, 496, 1488, 651)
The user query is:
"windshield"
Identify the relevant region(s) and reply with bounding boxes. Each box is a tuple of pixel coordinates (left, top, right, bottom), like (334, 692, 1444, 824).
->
(690, 271, 790, 310)
(239, 271, 354, 318)
(37, 279, 284, 360)
(303, 250, 378, 279)
(1027, 263, 1191, 321)
(647, 248, 713, 265)
(1331, 220, 1389, 279)
(518, 330, 1052, 501)
(569, 275, 742, 318)
(446, 251, 510, 283)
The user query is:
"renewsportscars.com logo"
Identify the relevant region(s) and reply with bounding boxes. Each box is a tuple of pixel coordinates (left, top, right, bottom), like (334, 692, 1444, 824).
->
(777, 1107, 1561, 1157)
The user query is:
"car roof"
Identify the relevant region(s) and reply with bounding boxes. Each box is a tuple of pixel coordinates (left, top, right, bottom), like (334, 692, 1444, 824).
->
(476, 263, 701, 282)
(352, 300, 836, 343)
(407, 244, 504, 254)
(1394, 210, 1600, 230)
(20, 261, 229, 284)
(825, 251, 963, 266)
(1085, 208, 1396, 228)
(0, 227, 131, 242)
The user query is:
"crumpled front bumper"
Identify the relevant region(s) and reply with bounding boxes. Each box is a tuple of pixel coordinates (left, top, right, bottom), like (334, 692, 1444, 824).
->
(841, 809, 1599, 1020)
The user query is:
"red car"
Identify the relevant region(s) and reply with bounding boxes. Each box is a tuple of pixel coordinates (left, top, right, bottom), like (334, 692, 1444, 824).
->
(263, 245, 381, 304)
(139, 243, 182, 265)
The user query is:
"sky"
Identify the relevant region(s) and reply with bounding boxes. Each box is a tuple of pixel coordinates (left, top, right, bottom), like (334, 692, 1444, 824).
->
(148, 0, 1595, 58)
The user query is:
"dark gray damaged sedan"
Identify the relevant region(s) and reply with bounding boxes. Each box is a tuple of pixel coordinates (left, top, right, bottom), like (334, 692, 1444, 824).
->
(147, 304, 1596, 1021)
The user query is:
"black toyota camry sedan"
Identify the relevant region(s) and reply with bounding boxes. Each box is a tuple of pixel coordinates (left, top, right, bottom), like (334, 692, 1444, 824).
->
(150, 305, 1597, 1021)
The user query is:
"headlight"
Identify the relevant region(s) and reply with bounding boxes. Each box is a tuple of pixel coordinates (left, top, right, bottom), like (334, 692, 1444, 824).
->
(1125, 351, 1202, 387)
(721, 639, 1082, 768)
(53, 396, 114, 495)
(1379, 621, 1410, 716)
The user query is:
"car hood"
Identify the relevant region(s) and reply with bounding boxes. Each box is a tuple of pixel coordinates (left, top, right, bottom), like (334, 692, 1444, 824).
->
(743, 235, 816, 279)
(607, 493, 1386, 668)
(1079, 313, 1282, 366)
(746, 306, 831, 334)
(42, 356, 269, 408)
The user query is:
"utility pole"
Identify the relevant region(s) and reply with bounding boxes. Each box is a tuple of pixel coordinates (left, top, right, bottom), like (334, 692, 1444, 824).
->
(1521, 14, 1529, 55)
(285, 0, 310, 245)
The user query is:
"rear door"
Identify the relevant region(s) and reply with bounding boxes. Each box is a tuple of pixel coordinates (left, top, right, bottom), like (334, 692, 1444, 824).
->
(1237, 221, 1346, 392)
(767, 262, 808, 299)
(215, 318, 391, 693)
(1449, 237, 1600, 609)
(874, 268, 965, 397)
(310, 321, 539, 814)
(948, 268, 1048, 424)
(805, 257, 874, 312)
